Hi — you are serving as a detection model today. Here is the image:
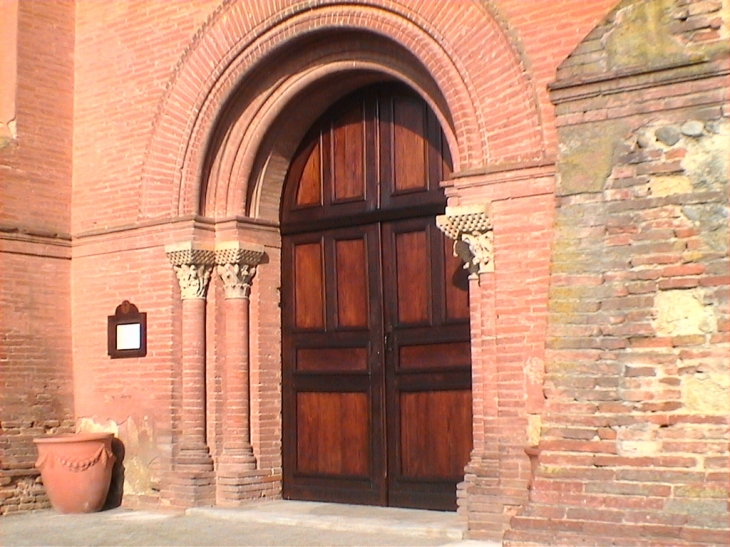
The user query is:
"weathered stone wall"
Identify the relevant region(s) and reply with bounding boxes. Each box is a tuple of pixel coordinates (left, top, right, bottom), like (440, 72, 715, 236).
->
(507, 0, 730, 545)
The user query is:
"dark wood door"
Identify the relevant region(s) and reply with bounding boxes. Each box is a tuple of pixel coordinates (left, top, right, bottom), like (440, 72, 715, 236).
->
(281, 85, 471, 510)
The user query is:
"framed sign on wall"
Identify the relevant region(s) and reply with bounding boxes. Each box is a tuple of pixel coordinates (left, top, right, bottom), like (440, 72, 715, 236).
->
(107, 300, 147, 358)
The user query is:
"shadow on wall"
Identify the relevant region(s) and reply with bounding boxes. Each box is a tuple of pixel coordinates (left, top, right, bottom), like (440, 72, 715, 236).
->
(103, 438, 125, 510)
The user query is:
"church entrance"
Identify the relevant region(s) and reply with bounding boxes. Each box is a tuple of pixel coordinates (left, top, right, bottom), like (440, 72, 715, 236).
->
(281, 84, 472, 511)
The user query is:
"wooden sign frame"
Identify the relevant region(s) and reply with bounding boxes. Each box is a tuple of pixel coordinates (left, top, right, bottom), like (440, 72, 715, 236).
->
(107, 300, 147, 359)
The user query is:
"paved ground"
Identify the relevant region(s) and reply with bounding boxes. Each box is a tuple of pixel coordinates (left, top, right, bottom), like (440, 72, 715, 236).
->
(0, 500, 501, 547)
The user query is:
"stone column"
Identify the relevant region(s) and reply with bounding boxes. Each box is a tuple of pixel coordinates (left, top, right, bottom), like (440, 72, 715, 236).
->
(214, 241, 265, 504)
(165, 242, 216, 506)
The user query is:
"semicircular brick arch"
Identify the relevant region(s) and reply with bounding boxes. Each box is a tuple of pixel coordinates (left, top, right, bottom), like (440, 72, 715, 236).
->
(139, 0, 543, 220)
(203, 32, 460, 220)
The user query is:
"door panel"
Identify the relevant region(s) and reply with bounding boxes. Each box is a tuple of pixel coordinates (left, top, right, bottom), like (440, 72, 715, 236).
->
(332, 103, 366, 202)
(400, 389, 473, 479)
(294, 240, 325, 329)
(295, 138, 322, 207)
(282, 84, 471, 511)
(335, 238, 369, 328)
(393, 95, 427, 192)
(296, 391, 370, 476)
(394, 230, 430, 324)
(296, 347, 368, 372)
(399, 341, 471, 370)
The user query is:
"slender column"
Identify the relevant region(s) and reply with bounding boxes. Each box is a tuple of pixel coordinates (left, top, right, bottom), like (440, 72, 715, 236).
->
(214, 242, 265, 504)
(216, 243, 264, 465)
(165, 243, 216, 490)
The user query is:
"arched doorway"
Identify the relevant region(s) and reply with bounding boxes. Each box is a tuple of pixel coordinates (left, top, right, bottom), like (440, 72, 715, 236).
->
(281, 84, 472, 511)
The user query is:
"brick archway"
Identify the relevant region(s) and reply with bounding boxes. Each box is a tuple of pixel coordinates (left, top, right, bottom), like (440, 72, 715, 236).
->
(141, 0, 550, 528)
(138, 0, 543, 222)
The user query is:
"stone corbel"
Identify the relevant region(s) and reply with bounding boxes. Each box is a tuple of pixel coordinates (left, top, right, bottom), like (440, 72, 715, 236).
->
(215, 242, 266, 299)
(165, 242, 216, 299)
(436, 204, 494, 279)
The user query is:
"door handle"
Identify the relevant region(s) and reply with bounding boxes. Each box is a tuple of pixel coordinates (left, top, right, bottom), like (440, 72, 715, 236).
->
(384, 330, 393, 354)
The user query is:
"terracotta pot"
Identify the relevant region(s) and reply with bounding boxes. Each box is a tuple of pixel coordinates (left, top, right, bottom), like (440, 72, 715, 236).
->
(34, 432, 116, 513)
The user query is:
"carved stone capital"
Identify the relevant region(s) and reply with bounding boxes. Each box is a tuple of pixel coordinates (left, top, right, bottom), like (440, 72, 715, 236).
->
(215, 242, 265, 299)
(165, 242, 216, 300)
(436, 204, 494, 277)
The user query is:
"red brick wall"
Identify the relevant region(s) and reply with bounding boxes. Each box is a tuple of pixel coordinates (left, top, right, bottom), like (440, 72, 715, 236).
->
(12, 4, 725, 542)
(73, 0, 220, 234)
(70, 0, 221, 505)
(0, 0, 75, 514)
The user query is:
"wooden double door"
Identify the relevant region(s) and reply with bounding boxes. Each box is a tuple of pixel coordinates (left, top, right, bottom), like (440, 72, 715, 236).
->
(281, 85, 472, 511)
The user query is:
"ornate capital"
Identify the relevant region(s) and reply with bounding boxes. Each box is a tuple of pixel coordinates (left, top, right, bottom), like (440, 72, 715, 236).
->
(215, 242, 265, 299)
(436, 204, 494, 278)
(166, 242, 216, 300)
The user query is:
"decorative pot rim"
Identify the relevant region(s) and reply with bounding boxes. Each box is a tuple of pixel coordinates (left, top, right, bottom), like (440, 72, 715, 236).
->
(33, 432, 115, 445)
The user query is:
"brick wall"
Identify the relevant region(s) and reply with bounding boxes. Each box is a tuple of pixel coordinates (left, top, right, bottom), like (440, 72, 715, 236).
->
(73, 0, 220, 234)
(8, 3, 727, 541)
(0, 0, 75, 514)
(506, 1, 730, 545)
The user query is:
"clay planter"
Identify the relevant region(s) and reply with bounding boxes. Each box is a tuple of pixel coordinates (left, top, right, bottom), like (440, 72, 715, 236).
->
(34, 432, 116, 513)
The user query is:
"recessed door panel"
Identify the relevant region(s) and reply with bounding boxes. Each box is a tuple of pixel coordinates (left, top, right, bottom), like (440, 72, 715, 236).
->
(296, 347, 368, 372)
(394, 229, 429, 324)
(296, 391, 370, 476)
(399, 341, 471, 370)
(294, 241, 324, 329)
(332, 104, 366, 202)
(400, 390, 473, 479)
(393, 96, 427, 192)
(295, 138, 322, 207)
(335, 238, 369, 328)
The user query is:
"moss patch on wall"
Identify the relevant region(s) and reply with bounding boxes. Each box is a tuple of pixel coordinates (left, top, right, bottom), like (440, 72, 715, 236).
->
(605, 0, 700, 70)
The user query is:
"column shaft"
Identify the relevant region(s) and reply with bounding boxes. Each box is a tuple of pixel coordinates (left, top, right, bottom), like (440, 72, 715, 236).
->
(221, 296, 255, 465)
(180, 297, 208, 454)
(214, 242, 265, 504)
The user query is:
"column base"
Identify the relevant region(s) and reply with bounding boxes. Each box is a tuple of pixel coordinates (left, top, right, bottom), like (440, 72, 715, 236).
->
(163, 468, 216, 508)
(217, 447, 257, 469)
(215, 468, 278, 506)
(175, 444, 215, 471)
(159, 445, 216, 507)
